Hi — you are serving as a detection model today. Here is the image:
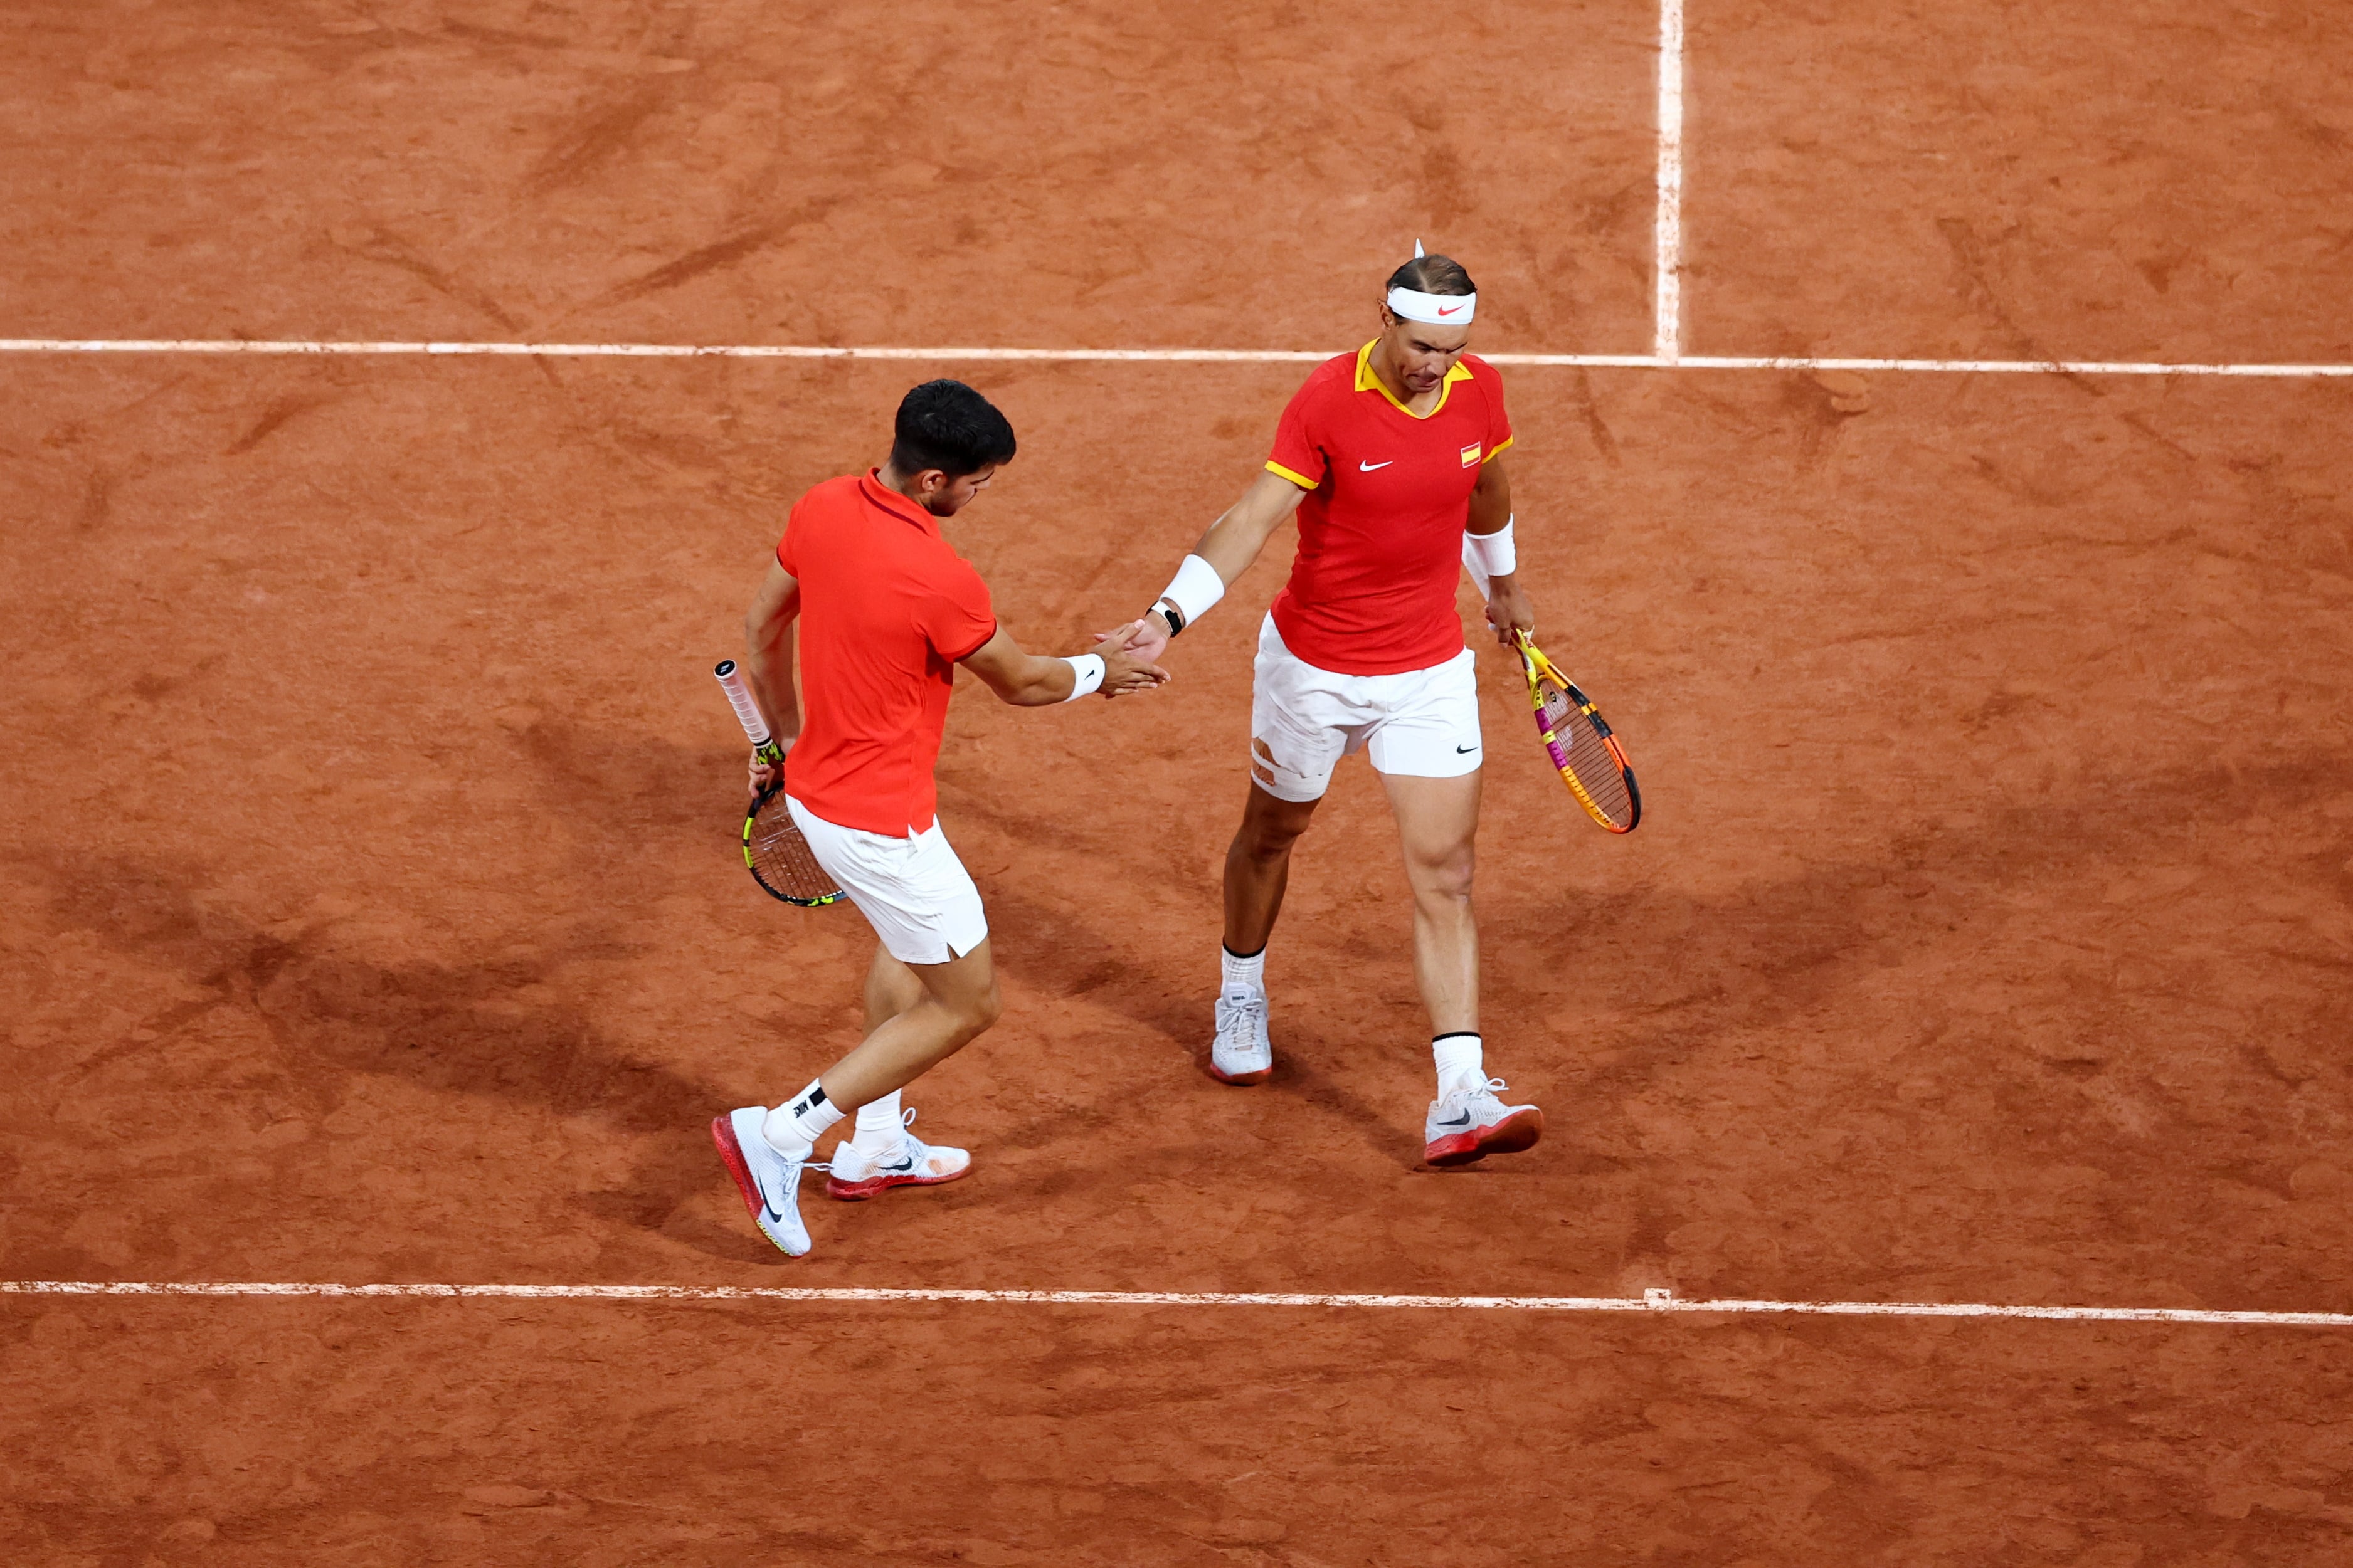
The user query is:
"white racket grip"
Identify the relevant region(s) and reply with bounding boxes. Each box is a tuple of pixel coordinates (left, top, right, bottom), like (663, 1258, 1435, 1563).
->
(712, 660, 772, 746)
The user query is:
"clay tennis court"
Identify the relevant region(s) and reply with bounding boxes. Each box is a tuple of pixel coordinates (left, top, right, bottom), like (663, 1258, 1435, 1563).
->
(6, 1, 2352, 1562)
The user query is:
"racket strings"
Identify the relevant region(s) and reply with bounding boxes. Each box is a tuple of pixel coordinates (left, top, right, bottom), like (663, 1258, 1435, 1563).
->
(746, 796, 843, 905)
(1537, 676, 1635, 828)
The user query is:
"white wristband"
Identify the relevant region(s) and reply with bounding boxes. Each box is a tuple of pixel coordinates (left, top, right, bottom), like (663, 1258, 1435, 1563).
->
(1060, 654, 1106, 701)
(1464, 516, 1516, 580)
(1155, 552, 1226, 633)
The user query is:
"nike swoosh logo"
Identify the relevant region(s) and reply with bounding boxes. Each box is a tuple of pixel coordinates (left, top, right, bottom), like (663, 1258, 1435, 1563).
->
(1437, 1113, 1472, 1127)
(879, 1157, 916, 1173)
(1455, 744, 1478, 754)
(1437, 304, 1464, 317)
(1358, 460, 1393, 471)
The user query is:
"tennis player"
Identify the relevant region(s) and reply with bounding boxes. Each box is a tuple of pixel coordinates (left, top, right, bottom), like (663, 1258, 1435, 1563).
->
(1113, 248, 1544, 1167)
(714, 379, 1166, 1256)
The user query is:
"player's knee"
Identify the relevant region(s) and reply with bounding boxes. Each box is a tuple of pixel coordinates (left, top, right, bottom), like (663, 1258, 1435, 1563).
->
(1416, 847, 1476, 903)
(956, 980, 1003, 1036)
(1235, 814, 1308, 865)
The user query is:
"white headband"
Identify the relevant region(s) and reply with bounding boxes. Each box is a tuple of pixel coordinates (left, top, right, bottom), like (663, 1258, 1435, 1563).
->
(1387, 286, 1475, 325)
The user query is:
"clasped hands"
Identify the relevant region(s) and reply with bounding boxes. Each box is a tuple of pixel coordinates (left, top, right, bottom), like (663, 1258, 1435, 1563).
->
(1091, 616, 1172, 698)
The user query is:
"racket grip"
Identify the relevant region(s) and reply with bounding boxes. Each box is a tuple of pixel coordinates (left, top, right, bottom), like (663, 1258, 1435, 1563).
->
(713, 660, 773, 747)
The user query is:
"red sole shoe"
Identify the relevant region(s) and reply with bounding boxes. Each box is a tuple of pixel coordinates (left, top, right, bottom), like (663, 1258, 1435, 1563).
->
(825, 1163, 972, 1202)
(1424, 1107, 1545, 1167)
(711, 1115, 766, 1221)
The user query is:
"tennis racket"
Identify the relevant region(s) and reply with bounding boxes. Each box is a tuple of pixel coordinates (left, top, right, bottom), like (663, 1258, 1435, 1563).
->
(712, 660, 843, 907)
(1514, 631, 1641, 833)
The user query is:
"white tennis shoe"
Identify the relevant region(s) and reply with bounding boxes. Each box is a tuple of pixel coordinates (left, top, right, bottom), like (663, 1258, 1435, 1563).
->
(825, 1108, 971, 1202)
(1209, 984, 1274, 1085)
(1423, 1076, 1544, 1167)
(711, 1105, 812, 1256)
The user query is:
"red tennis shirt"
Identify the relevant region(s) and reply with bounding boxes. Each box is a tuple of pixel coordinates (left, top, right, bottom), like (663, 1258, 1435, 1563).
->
(776, 471, 997, 836)
(1264, 342, 1514, 675)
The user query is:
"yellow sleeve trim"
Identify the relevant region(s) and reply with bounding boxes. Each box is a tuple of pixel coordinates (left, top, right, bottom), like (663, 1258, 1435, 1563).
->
(1265, 460, 1318, 489)
(1481, 435, 1515, 463)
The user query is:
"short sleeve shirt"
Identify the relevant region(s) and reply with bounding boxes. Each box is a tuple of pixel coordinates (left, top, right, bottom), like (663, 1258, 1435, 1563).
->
(777, 471, 996, 835)
(1263, 343, 1514, 675)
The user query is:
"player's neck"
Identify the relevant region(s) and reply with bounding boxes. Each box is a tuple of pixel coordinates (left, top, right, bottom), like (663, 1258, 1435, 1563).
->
(1367, 340, 1442, 414)
(876, 462, 948, 517)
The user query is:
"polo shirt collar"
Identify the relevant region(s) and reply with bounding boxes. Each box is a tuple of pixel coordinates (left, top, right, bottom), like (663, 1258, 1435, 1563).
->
(1355, 340, 1473, 418)
(860, 469, 943, 535)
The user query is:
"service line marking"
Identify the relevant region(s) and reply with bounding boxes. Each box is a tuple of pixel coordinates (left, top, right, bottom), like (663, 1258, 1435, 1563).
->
(1653, 0, 1686, 362)
(5, 1280, 2351, 1327)
(6, 339, 2353, 377)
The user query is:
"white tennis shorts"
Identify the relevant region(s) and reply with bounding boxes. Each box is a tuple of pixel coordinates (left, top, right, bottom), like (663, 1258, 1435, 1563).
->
(785, 796, 989, 966)
(1249, 613, 1482, 803)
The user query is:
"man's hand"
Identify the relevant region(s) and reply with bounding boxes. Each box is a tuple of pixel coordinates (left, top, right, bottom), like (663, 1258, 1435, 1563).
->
(746, 737, 795, 801)
(1094, 611, 1171, 666)
(1095, 621, 1170, 697)
(1484, 580, 1537, 647)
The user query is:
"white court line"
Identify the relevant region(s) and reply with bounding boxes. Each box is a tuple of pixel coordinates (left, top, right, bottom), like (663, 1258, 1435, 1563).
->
(6, 339, 2353, 376)
(1652, 0, 1685, 362)
(5, 1280, 2350, 1327)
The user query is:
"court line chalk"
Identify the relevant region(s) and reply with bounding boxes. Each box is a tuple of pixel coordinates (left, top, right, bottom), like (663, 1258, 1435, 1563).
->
(4, 1280, 2349, 1327)
(1652, 0, 1685, 362)
(6, 339, 2353, 376)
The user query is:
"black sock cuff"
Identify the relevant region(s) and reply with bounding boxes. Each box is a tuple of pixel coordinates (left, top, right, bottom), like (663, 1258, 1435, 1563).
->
(1431, 1031, 1482, 1044)
(1222, 943, 1268, 960)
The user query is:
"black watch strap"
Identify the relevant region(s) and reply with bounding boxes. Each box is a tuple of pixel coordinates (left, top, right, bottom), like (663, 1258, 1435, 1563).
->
(1154, 601, 1185, 637)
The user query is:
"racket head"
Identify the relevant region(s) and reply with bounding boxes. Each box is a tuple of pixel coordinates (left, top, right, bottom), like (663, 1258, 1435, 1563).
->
(1516, 633, 1641, 833)
(743, 783, 845, 907)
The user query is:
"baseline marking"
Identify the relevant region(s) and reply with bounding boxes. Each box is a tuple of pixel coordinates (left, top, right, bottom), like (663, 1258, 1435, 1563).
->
(1653, 0, 1685, 362)
(6, 340, 2353, 377)
(5, 1280, 2350, 1327)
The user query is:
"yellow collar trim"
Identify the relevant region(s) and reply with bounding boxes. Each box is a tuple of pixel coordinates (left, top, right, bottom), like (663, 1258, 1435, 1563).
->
(1355, 340, 1473, 418)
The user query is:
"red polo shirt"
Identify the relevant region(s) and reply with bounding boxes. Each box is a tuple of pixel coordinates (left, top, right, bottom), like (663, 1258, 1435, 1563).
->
(777, 471, 997, 836)
(1264, 342, 1514, 675)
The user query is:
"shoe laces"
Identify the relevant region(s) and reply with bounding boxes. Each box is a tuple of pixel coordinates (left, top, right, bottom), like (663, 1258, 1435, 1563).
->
(1217, 987, 1266, 1036)
(1443, 1075, 1512, 1109)
(848, 1107, 926, 1168)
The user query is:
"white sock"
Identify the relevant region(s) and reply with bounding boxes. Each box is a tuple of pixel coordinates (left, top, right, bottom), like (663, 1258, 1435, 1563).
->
(850, 1091, 904, 1150)
(1221, 944, 1266, 994)
(761, 1080, 842, 1158)
(1432, 1033, 1484, 1092)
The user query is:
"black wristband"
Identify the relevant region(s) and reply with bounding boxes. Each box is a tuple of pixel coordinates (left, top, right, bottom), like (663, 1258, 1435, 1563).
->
(1153, 602, 1185, 637)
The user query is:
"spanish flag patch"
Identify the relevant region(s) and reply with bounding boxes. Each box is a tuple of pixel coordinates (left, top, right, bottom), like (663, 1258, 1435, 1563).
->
(1460, 443, 1482, 468)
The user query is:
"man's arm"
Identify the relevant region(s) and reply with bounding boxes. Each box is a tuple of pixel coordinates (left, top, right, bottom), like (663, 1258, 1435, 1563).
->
(1465, 455, 1535, 646)
(742, 560, 801, 796)
(959, 625, 1168, 707)
(1114, 469, 1309, 662)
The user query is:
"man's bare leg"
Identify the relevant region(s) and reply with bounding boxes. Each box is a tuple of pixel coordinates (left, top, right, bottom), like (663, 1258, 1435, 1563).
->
(721, 940, 998, 1256)
(817, 939, 1001, 1112)
(862, 944, 928, 1035)
(1378, 770, 1483, 1040)
(1222, 782, 1323, 955)
(1382, 767, 1540, 1163)
(1206, 781, 1321, 1083)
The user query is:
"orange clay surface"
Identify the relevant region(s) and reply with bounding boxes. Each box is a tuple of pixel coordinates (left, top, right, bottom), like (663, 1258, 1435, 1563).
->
(6, 3, 2353, 1564)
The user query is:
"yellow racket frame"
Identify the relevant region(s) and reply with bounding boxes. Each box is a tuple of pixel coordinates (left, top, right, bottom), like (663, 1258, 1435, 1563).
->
(1514, 630, 1639, 833)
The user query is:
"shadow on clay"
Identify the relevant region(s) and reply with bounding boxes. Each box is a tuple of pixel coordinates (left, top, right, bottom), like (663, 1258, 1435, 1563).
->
(1519, 749, 2353, 1117)
(934, 789, 1420, 1166)
(13, 840, 778, 1265)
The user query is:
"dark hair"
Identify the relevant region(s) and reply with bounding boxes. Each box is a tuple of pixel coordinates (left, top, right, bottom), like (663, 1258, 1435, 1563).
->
(1385, 253, 1476, 297)
(889, 379, 1017, 478)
